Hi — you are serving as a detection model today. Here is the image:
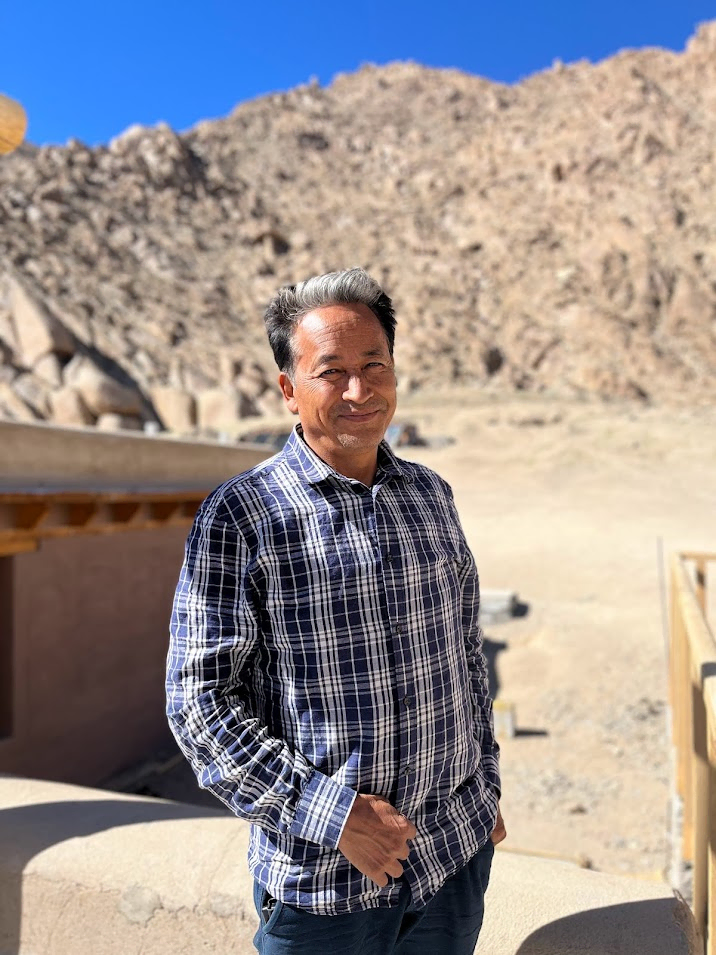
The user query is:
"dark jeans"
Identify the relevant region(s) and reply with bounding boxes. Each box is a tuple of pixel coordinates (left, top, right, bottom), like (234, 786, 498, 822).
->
(253, 839, 494, 955)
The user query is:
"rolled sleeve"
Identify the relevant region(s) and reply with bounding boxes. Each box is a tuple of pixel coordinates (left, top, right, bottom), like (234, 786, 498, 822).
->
(289, 770, 358, 848)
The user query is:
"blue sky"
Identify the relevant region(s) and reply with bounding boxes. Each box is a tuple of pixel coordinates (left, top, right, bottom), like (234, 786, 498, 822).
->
(2, 0, 714, 147)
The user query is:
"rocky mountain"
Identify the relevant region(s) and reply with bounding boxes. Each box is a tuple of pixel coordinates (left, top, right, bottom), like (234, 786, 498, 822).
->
(1, 22, 715, 436)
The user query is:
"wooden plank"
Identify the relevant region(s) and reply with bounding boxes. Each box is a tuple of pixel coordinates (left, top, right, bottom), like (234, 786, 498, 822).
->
(674, 559, 716, 675)
(695, 558, 707, 616)
(705, 680, 716, 955)
(690, 681, 709, 936)
(671, 562, 691, 803)
(0, 536, 38, 557)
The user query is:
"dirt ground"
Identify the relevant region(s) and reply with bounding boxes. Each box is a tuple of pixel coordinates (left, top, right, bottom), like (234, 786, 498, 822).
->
(398, 392, 716, 879)
(124, 393, 716, 882)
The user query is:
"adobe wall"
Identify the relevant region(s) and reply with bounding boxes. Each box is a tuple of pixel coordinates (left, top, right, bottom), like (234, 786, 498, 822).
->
(0, 419, 271, 785)
(0, 419, 269, 489)
(0, 525, 191, 784)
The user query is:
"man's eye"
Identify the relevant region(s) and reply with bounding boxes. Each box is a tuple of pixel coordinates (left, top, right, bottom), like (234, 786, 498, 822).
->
(319, 369, 341, 378)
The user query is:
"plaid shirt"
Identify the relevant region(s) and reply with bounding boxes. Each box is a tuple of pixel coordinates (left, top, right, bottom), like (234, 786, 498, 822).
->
(167, 426, 499, 914)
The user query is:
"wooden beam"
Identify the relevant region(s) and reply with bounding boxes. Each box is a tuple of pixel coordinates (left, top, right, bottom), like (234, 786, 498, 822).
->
(0, 489, 208, 552)
(149, 501, 182, 522)
(109, 501, 142, 525)
(0, 536, 38, 557)
(705, 680, 716, 955)
(14, 501, 49, 531)
(65, 501, 98, 527)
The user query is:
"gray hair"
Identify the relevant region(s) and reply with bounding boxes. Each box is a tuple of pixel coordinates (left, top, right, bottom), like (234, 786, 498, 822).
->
(263, 267, 396, 375)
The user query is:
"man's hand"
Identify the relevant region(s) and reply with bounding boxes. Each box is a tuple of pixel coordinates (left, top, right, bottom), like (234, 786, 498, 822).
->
(491, 806, 506, 845)
(338, 793, 417, 887)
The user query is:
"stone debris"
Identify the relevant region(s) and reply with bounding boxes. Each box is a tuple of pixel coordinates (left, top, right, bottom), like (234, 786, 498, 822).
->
(1, 22, 716, 436)
(480, 589, 519, 624)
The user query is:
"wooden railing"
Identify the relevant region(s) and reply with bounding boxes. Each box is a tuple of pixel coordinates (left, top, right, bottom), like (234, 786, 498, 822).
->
(670, 552, 716, 954)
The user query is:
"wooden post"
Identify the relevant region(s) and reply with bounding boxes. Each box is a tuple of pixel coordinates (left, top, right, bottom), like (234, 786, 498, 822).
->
(706, 690, 716, 955)
(672, 561, 695, 859)
(690, 673, 709, 936)
(695, 558, 707, 616)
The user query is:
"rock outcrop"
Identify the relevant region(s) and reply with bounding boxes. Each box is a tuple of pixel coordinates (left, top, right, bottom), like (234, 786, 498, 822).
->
(1, 22, 716, 435)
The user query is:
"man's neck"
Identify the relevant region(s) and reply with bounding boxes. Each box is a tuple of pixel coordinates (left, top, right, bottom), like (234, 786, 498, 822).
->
(299, 432, 378, 486)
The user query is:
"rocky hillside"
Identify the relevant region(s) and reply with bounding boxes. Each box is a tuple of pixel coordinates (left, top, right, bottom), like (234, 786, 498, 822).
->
(1, 22, 715, 436)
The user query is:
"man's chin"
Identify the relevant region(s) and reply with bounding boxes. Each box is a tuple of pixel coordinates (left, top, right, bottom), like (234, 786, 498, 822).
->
(336, 431, 385, 451)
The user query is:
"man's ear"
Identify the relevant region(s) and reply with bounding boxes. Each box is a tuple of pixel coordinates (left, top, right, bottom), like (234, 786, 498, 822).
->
(279, 373, 299, 415)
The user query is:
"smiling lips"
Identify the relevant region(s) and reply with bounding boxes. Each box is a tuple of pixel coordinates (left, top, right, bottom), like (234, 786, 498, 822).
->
(338, 408, 383, 422)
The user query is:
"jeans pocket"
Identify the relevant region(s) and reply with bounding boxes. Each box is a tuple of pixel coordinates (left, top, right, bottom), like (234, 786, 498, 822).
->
(256, 885, 284, 934)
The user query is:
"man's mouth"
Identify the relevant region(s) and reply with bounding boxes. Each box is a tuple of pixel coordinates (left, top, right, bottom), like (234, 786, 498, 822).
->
(338, 409, 382, 422)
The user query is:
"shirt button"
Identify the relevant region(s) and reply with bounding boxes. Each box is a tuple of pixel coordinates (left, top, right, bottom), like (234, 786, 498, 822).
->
(402, 696, 412, 708)
(385, 552, 393, 563)
(403, 764, 413, 776)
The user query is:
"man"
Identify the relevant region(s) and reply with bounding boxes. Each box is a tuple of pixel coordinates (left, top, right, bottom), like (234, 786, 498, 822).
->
(167, 267, 504, 955)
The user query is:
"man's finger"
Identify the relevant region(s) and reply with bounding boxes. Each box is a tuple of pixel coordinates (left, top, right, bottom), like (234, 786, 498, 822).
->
(384, 858, 405, 879)
(491, 808, 507, 844)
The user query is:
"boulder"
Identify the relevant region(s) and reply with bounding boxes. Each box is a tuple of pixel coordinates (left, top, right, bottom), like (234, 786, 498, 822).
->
(49, 386, 95, 427)
(65, 356, 145, 417)
(196, 388, 242, 435)
(33, 352, 64, 387)
(235, 361, 269, 400)
(95, 412, 144, 432)
(150, 385, 196, 433)
(0, 381, 38, 421)
(253, 389, 286, 417)
(7, 278, 75, 366)
(11, 372, 51, 417)
(0, 309, 18, 355)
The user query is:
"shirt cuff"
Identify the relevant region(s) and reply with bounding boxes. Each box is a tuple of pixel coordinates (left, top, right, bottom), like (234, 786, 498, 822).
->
(289, 770, 357, 849)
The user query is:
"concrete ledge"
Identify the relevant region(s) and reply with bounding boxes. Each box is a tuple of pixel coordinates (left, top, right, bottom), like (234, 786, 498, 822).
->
(481, 850, 689, 954)
(0, 420, 268, 490)
(0, 776, 257, 955)
(0, 776, 688, 955)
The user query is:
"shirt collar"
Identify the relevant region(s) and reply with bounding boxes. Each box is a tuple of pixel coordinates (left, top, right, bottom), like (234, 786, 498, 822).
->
(283, 423, 413, 487)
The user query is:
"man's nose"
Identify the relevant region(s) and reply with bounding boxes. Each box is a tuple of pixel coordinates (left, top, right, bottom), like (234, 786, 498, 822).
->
(343, 372, 373, 403)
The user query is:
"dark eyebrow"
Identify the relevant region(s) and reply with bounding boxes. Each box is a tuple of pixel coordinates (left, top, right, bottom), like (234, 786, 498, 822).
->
(315, 348, 386, 366)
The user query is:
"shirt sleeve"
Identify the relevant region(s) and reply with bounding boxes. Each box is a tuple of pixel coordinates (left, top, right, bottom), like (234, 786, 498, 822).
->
(166, 495, 357, 848)
(447, 493, 501, 799)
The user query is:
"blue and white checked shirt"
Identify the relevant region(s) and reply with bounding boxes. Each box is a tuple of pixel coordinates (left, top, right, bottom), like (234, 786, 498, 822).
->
(167, 426, 500, 914)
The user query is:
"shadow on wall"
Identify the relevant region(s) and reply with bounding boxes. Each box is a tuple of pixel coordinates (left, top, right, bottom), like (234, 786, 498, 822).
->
(0, 796, 223, 955)
(514, 898, 691, 955)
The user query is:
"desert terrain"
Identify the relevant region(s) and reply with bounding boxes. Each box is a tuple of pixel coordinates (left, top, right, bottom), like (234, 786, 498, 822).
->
(398, 391, 716, 879)
(2, 23, 716, 435)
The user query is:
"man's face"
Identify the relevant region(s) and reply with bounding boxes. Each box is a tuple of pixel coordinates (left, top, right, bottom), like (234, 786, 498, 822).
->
(278, 303, 397, 475)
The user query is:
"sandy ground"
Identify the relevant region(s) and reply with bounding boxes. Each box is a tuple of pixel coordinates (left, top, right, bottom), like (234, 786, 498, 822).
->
(398, 392, 716, 880)
(119, 394, 716, 883)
